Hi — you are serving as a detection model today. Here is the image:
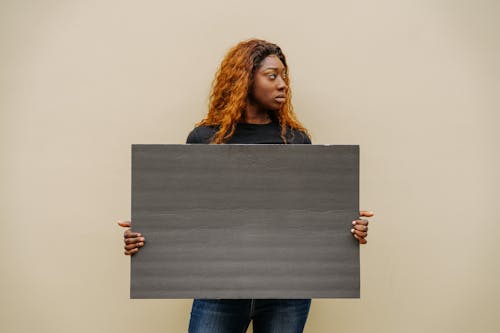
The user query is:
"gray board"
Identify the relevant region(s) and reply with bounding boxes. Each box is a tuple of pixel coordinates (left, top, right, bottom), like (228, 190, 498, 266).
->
(130, 144, 360, 299)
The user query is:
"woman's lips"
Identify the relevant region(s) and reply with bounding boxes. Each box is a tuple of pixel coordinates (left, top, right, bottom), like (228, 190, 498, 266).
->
(274, 97, 286, 103)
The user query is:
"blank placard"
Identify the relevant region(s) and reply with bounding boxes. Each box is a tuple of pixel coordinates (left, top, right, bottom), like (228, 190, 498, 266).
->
(130, 144, 359, 299)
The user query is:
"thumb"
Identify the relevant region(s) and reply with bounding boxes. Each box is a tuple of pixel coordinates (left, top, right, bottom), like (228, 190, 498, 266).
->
(359, 210, 374, 217)
(117, 220, 131, 228)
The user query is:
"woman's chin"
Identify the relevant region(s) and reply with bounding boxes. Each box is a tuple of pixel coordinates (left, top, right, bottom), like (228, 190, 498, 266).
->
(269, 101, 283, 110)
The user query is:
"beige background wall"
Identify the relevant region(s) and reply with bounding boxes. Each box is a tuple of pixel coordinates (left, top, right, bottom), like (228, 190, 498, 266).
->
(1, 1, 499, 332)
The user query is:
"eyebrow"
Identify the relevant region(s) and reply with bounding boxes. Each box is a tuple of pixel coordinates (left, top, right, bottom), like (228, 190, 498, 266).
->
(262, 67, 286, 71)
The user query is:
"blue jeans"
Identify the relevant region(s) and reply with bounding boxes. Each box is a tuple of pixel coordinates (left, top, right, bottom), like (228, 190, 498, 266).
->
(188, 298, 312, 333)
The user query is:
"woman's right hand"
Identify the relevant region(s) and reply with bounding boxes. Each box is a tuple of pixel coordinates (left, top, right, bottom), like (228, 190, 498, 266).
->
(117, 220, 145, 255)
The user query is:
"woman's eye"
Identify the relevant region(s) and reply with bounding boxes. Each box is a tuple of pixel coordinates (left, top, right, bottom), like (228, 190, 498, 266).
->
(268, 73, 286, 80)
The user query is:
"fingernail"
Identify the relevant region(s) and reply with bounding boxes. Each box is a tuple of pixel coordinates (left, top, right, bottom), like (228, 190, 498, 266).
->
(351, 228, 354, 233)
(352, 221, 356, 225)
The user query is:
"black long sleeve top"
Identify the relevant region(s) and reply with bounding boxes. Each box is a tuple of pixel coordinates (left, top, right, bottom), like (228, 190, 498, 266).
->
(185, 119, 312, 144)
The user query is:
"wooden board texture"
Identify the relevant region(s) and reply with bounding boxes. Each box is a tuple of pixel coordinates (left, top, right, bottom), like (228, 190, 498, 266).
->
(130, 144, 359, 299)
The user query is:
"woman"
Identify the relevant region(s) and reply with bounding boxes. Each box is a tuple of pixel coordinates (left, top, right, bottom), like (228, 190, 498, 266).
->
(117, 38, 373, 333)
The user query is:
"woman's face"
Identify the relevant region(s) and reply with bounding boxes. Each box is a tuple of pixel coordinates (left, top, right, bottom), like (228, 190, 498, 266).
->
(250, 55, 288, 111)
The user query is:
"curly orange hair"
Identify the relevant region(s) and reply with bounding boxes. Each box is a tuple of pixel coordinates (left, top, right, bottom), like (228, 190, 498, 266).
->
(195, 38, 312, 144)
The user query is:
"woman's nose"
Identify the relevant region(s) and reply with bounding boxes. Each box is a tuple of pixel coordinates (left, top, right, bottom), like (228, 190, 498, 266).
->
(277, 76, 287, 89)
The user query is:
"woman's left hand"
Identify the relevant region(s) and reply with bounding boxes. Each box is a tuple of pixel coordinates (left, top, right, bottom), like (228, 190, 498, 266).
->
(351, 210, 374, 244)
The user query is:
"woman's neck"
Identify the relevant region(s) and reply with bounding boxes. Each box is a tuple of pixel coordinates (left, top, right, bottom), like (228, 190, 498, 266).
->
(242, 103, 272, 124)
